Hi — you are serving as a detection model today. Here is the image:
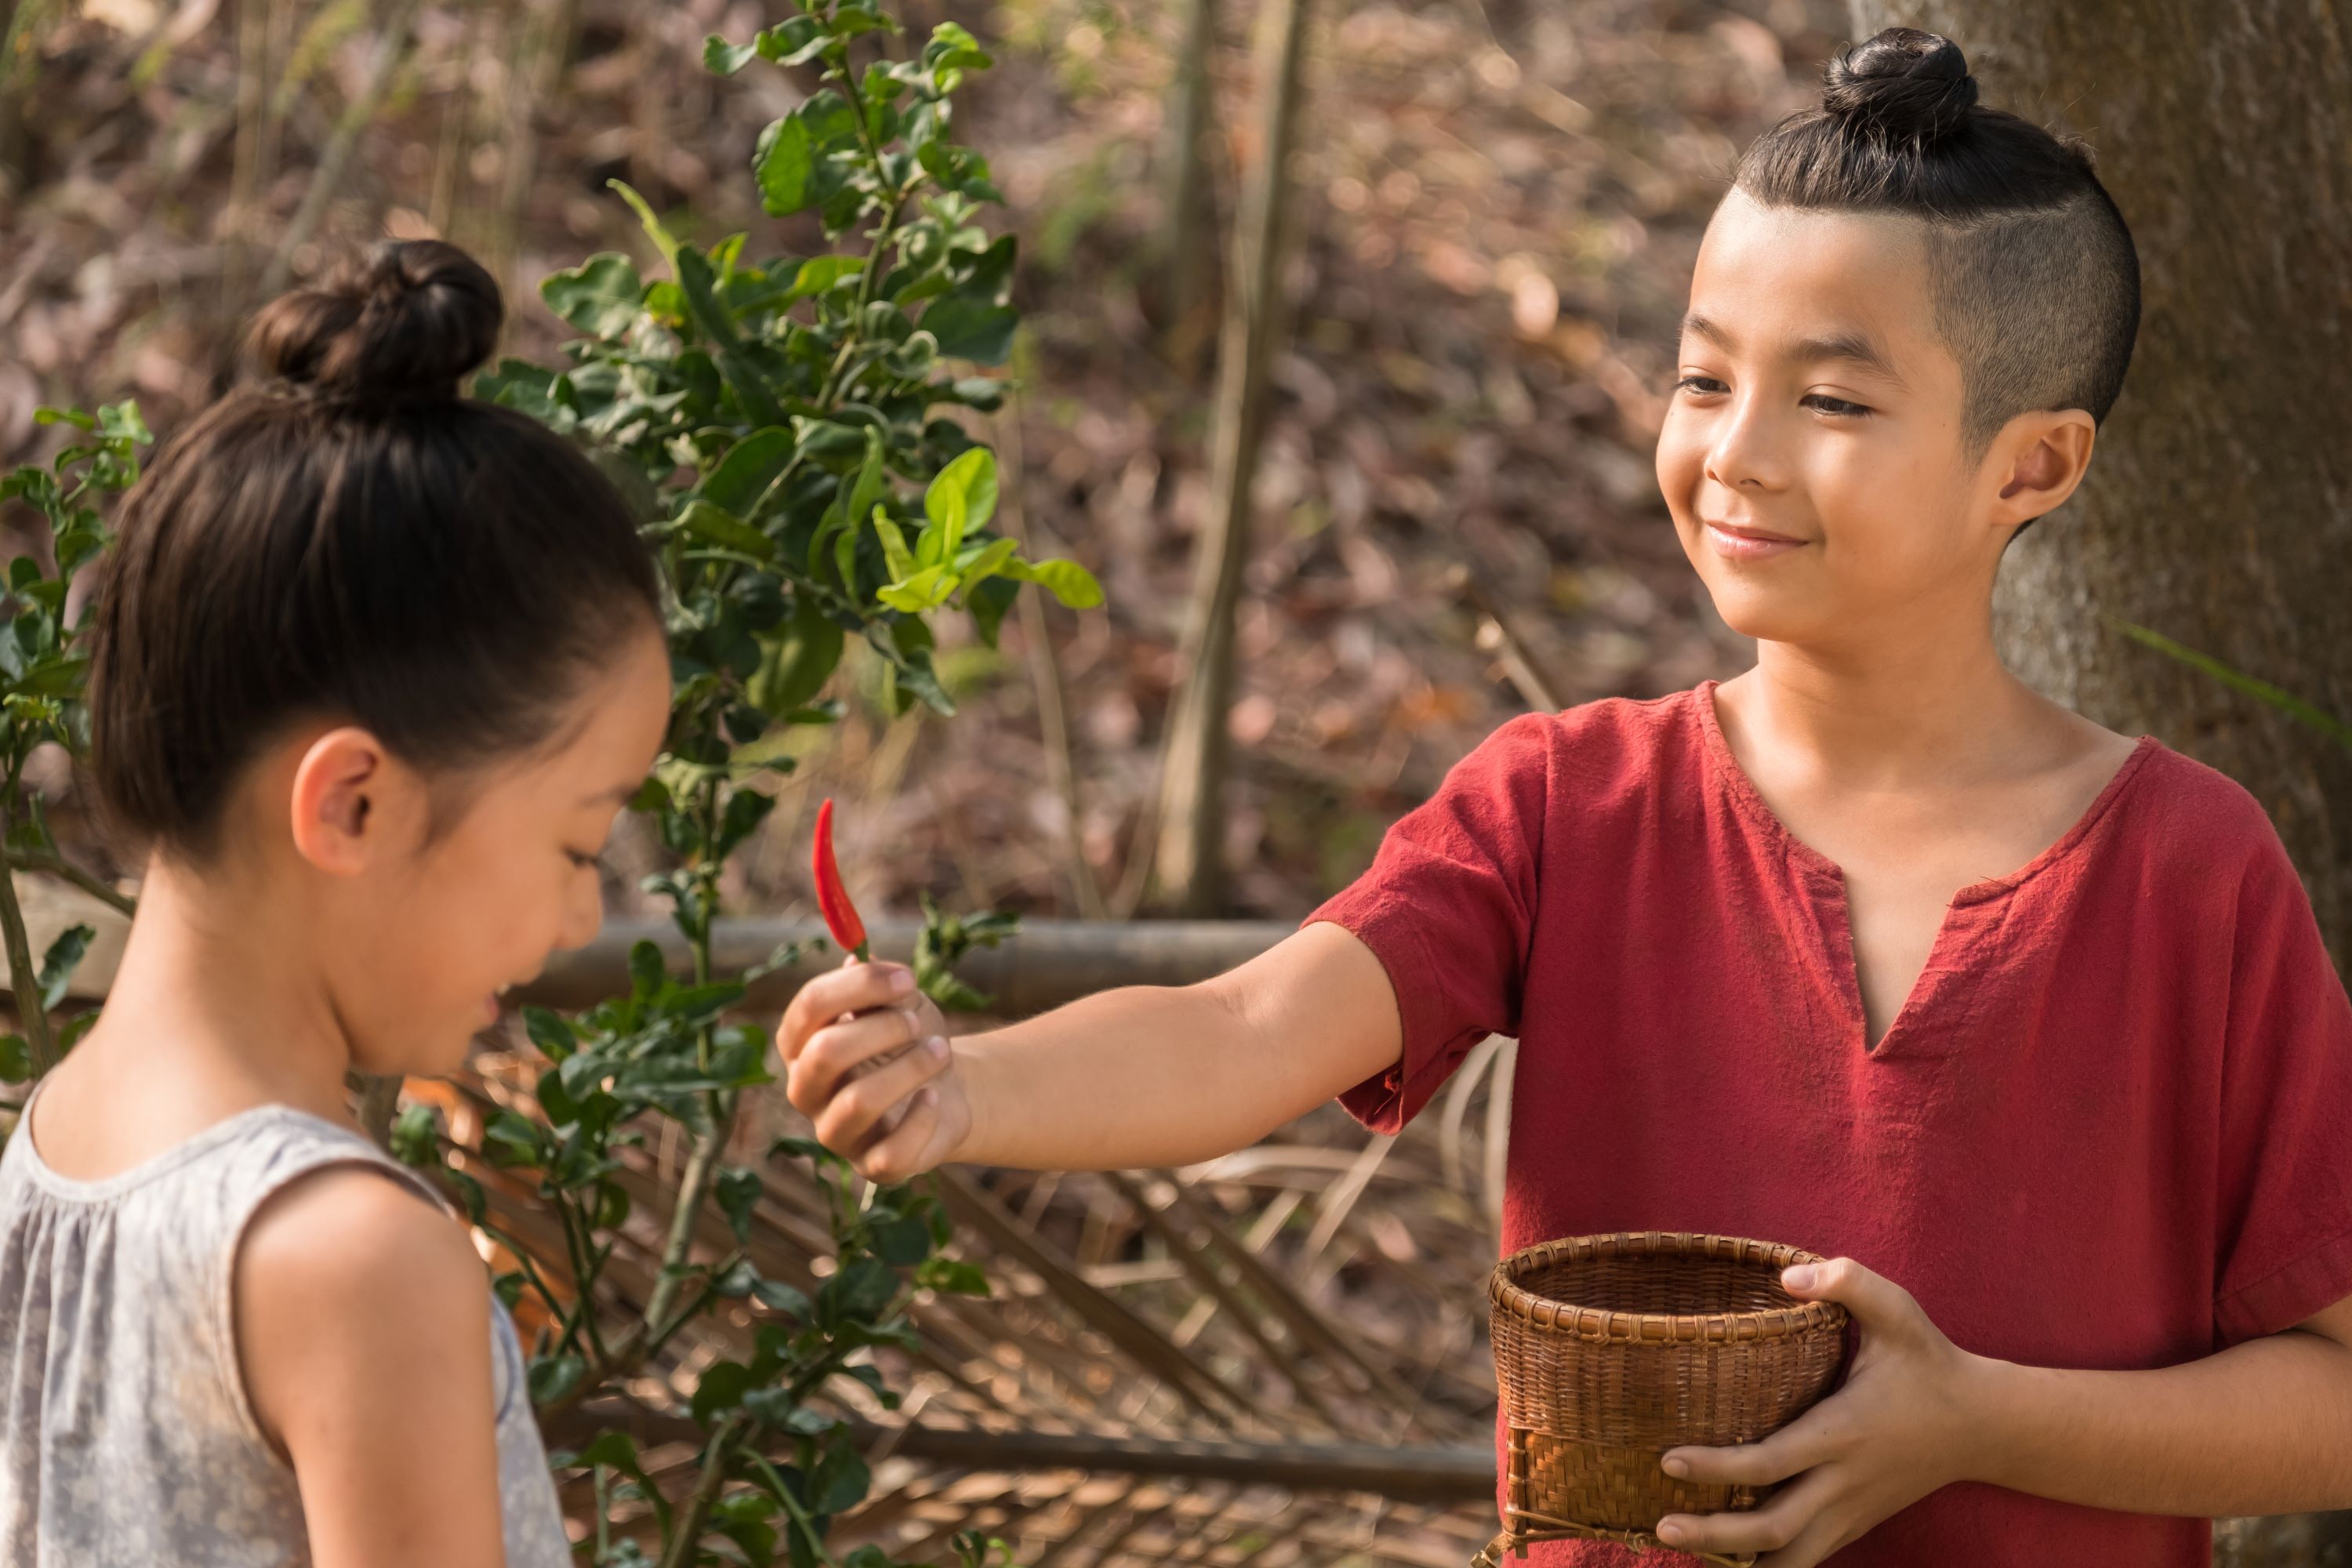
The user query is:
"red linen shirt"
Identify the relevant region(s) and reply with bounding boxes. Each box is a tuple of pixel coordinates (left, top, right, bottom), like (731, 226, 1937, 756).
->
(1300, 679, 2352, 1566)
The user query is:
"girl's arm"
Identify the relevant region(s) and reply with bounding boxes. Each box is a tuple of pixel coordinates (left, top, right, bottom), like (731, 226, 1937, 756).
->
(235, 1166, 508, 1568)
(779, 920, 1406, 1177)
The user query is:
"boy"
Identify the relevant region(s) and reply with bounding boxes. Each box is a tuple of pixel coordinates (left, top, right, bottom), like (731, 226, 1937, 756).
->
(779, 27, 2352, 1566)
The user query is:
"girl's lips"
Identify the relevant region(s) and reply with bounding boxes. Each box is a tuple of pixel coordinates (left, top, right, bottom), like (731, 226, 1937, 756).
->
(481, 991, 501, 1025)
(1704, 521, 1807, 561)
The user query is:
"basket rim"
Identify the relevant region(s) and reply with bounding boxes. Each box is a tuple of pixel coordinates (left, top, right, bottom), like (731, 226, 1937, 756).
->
(1489, 1231, 1848, 1342)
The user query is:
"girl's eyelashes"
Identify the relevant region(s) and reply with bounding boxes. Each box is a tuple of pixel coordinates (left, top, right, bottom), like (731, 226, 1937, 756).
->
(566, 848, 604, 872)
(1669, 375, 1873, 419)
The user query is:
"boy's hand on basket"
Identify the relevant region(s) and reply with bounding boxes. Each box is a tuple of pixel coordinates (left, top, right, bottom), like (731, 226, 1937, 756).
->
(780, 956, 971, 1183)
(1650, 1257, 2000, 1566)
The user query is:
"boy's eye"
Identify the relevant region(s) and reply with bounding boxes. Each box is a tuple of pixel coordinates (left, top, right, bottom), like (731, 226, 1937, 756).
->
(1805, 393, 1871, 417)
(1673, 374, 1728, 396)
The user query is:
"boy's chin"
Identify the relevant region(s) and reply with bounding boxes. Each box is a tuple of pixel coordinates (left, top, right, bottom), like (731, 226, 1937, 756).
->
(1701, 582, 1826, 645)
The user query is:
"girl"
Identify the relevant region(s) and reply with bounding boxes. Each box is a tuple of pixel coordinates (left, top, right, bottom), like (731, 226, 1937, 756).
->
(0, 238, 673, 1566)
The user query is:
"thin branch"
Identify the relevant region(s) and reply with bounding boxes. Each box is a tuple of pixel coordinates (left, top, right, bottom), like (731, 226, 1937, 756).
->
(4, 848, 134, 917)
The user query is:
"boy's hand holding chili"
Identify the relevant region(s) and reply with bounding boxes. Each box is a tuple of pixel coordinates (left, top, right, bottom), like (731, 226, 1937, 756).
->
(779, 797, 967, 1181)
(779, 955, 967, 1183)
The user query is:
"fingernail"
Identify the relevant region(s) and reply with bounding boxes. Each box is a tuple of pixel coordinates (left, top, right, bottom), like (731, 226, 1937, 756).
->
(1657, 1520, 1683, 1544)
(1783, 1264, 1815, 1289)
(1661, 1455, 1688, 1477)
(926, 1034, 949, 1059)
(891, 968, 916, 993)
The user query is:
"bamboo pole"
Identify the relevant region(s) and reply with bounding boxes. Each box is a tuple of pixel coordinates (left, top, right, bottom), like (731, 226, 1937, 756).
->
(1149, 0, 1314, 914)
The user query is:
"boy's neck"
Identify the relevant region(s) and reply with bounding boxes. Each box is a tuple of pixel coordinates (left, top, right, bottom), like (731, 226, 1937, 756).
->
(1721, 634, 2073, 788)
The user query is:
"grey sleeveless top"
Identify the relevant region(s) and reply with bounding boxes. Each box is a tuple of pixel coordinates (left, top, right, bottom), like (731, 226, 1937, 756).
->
(0, 1074, 573, 1566)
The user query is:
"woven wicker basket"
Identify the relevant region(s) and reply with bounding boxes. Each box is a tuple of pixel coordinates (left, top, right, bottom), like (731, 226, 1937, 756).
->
(1470, 1232, 1849, 1568)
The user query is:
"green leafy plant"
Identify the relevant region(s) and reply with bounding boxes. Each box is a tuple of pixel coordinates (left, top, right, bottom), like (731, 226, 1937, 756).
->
(391, 2, 1099, 1563)
(0, 402, 149, 1095)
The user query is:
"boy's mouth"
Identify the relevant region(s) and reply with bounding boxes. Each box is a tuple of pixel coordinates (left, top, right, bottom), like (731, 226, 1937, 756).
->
(1703, 518, 1808, 561)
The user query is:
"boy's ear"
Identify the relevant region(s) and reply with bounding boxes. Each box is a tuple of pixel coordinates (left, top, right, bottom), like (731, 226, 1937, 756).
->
(1990, 408, 2097, 534)
(288, 726, 410, 877)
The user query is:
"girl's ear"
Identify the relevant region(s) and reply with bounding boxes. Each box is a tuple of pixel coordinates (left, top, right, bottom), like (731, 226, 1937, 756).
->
(287, 726, 405, 876)
(1990, 409, 2097, 532)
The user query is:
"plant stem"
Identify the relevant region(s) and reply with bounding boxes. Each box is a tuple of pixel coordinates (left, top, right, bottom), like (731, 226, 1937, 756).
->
(657, 1411, 746, 1568)
(3, 848, 133, 917)
(0, 802, 58, 1075)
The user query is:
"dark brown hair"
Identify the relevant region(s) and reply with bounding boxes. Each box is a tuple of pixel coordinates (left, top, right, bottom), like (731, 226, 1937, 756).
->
(1732, 27, 2140, 529)
(85, 238, 663, 864)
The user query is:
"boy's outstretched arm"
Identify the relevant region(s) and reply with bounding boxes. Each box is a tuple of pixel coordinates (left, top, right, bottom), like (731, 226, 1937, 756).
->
(779, 920, 1404, 1179)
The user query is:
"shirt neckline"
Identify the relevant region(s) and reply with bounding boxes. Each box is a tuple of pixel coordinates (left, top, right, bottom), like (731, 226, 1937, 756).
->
(12, 1072, 376, 1203)
(1691, 677, 2161, 906)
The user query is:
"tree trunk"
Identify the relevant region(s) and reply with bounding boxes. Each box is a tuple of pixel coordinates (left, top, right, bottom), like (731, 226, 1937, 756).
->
(1849, 0, 2352, 970)
(1156, 0, 1222, 378)
(1149, 0, 1312, 914)
(1847, 8, 2352, 1559)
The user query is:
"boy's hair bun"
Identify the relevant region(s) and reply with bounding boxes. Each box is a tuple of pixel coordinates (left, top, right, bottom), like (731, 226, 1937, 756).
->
(1821, 27, 1979, 146)
(247, 238, 501, 405)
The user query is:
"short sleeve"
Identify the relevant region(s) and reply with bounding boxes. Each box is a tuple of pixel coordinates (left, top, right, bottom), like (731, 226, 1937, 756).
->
(1298, 712, 1553, 1134)
(2212, 826, 2352, 1348)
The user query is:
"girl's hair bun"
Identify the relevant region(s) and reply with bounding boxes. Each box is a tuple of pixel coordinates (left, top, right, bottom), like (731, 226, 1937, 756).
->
(248, 238, 502, 405)
(1821, 26, 1978, 145)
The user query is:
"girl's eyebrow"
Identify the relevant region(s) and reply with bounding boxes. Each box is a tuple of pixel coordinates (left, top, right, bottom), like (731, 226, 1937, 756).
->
(1679, 311, 1907, 387)
(579, 781, 641, 807)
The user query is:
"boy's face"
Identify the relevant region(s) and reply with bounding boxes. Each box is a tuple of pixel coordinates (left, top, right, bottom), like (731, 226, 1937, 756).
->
(1655, 188, 2007, 650)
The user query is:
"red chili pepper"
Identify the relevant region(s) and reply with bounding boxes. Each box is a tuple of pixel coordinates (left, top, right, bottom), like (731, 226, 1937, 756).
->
(812, 796, 869, 962)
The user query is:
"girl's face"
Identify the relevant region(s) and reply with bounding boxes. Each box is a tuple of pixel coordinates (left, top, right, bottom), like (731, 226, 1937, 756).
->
(326, 621, 673, 1077)
(1653, 189, 2009, 652)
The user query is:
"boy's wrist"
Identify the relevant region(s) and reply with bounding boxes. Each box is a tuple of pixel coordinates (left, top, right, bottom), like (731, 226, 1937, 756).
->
(942, 1033, 996, 1167)
(1950, 1351, 2024, 1488)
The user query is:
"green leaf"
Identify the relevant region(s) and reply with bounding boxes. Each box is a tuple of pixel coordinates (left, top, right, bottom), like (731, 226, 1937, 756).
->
(753, 1278, 812, 1319)
(875, 565, 953, 614)
(606, 180, 680, 274)
(755, 14, 829, 67)
(715, 1165, 764, 1244)
(749, 596, 845, 717)
(754, 111, 815, 217)
(628, 940, 669, 999)
(36, 923, 92, 1012)
(540, 253, 644, 340)
(914, 1255, 992, 1296)
(713, 786, 776, 861)
(783, 255, 865, 303)
(389, 1103, 441, 1166)
(0, 1034, 30, 1083)
(528, 1353, 586, 1406)
(807, 1437, 872, 1514)
(674, 500, 778, 562)
(922, 445, 997, 563)
(871, 510, 916, 583)
(691, 1358, 755, 1424)
(703, 32, 759, 74)
(919, 298, 1016, 365)
(521, 1006, 576, 1062)
(701, 427, 797, 517)
(1001, 556, 1104, 608)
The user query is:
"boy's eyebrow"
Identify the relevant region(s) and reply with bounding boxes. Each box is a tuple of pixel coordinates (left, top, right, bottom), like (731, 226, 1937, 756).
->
(1679, 312, 1907, 386)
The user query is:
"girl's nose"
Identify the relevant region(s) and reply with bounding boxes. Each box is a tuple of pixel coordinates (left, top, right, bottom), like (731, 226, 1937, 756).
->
(554, 866, 604, 953)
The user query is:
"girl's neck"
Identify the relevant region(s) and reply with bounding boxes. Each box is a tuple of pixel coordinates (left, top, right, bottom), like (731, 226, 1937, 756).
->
(72, 851, 360, 1134)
